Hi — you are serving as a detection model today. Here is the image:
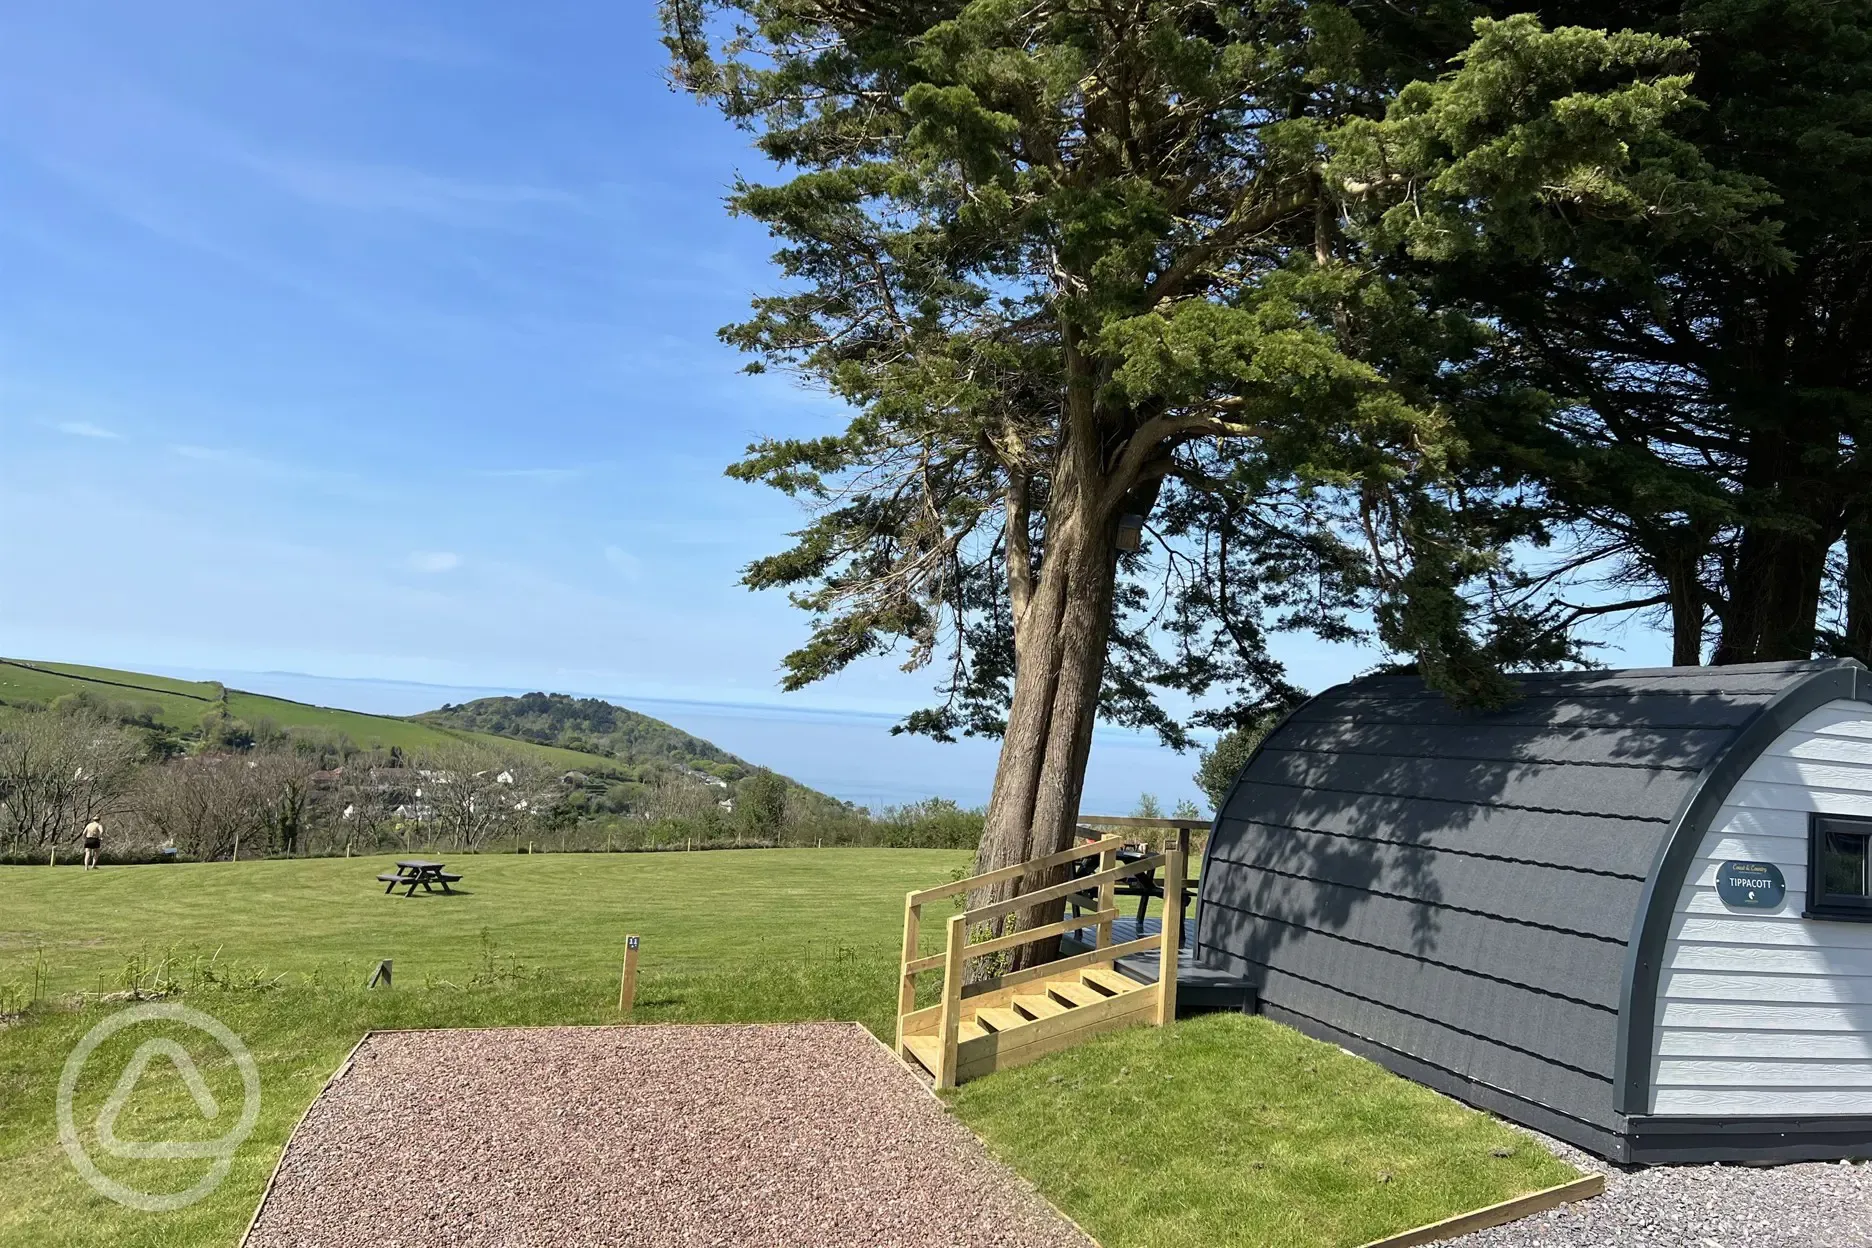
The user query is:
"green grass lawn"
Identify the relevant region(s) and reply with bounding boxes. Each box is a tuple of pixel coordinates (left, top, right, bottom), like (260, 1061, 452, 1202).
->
(950, 1016, 1578, 1248)
(0, 853, 1577, 1248)
(1, 850, 962, 997)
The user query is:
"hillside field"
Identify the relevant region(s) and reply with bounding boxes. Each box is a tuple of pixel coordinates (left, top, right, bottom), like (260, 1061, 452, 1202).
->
(0, 658, 633, 776)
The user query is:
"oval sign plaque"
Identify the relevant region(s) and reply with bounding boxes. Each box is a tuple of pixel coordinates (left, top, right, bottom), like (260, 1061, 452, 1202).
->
(1716, 860, 1786, 910)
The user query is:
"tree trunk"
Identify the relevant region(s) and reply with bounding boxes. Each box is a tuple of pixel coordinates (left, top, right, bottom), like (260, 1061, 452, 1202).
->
(1712, 522, 1833, 663)
(1711, 433, 1840, 664)
(1846, 524, 1872, 663)
(1656, 539, 1705, 667)
(967, 337, 1123, 975)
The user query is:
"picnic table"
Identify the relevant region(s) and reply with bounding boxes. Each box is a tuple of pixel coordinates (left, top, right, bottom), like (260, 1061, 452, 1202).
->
(1068, 842, 1197, 926)
(377, 860, 463, 897)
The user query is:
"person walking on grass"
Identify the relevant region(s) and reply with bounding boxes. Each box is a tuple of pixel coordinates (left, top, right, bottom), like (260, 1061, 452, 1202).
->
(82, 818, 103, 870)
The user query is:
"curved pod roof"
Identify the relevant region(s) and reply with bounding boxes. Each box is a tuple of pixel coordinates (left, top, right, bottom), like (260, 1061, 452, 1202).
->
(1198, 659, 1871, 1159)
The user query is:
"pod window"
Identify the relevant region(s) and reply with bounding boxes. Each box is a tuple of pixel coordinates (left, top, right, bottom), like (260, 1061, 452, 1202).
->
(1809, 814, 1872, 920)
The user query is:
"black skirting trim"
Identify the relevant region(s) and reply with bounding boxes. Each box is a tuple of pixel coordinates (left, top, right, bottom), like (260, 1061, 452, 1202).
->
(1626, 1114, 1872, 1165)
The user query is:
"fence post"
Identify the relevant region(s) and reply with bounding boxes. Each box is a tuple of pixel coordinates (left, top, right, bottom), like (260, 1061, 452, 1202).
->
(1157, 828, 1186, 1026)
(896, 893, 921, 1053)
(1096, 843, 1117, 951)
(934, 914, 966, 1089)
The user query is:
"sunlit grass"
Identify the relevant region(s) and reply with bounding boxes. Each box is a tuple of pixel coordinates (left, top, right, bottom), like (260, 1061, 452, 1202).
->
(1, 852, 1577, 1248)
(949, 1013, 1579, 1248)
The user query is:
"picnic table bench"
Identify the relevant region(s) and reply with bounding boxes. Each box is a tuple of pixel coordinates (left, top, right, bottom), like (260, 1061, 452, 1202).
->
(378, 860, 462, 897)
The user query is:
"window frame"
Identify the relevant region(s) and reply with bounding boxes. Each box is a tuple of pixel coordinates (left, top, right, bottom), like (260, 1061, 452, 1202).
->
(1806, 812, 1872, 922)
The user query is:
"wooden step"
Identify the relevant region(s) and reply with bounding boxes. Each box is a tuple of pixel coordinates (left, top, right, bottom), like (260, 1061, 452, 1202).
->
(1013, 994, 1069, 1021)
(1049, 981, 1105, 1008)
(960, 1020, 988, 1042)
(902, 1034, 938, 1074)
(1082, 967, 1143, 997)
(974, 1007, 1027, 1033)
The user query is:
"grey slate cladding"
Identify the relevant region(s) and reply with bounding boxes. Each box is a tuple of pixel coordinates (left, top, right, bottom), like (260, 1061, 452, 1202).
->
(1198, 660, 1841, 1142)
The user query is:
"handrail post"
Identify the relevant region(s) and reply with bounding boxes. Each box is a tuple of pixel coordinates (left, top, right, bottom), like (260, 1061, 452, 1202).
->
(1096, 843, 1117, 952)
(896, 892, 920, 1054)
(934, 913, 966, 1089)
(1156, 827, 1186, 1026)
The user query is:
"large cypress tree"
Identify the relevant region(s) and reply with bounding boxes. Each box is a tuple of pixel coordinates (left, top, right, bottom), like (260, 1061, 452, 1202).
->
(662, 1, 1740, 944)
(1397, 0, 1872, 664)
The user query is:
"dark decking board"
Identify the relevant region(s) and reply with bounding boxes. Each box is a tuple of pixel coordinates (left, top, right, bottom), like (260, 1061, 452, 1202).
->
(1057, 917, 1257, 1015)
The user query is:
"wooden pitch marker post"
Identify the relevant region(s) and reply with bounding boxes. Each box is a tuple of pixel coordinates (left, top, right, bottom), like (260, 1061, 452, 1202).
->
(618, 935, 640, 1016)
(368, 959, 392, 989)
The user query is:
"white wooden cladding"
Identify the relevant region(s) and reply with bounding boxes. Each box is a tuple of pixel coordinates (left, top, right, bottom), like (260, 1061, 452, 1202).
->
(1651, 699, 1872, 1116)
(1652, 1088, 1872, 1115)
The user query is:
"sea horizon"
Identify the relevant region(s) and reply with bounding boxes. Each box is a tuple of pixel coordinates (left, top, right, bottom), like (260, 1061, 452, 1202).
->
(137, 663, 1215, 816)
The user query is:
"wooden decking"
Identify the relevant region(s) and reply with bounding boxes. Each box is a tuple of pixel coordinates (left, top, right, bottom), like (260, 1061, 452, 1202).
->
(1064, 917, 1258, 1015)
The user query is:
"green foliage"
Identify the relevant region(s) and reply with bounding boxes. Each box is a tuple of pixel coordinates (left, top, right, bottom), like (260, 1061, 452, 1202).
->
(418, 692, 745, 773)
(1195, 712, 1284, 811)
(198, 709, 257, 751)
(1334, 17, 1776, 269)
(1342, 5, 1872, 665)
(736, 768, 789, 832)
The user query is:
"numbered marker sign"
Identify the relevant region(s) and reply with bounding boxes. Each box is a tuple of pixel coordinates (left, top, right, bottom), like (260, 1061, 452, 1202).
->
(627, 935, 640, 951)
(1715, 860, 1786, 910)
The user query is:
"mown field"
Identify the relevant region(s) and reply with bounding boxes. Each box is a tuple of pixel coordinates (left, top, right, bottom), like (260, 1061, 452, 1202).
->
(0, 852, 1576, 1248)
(0, 657, 618, 774)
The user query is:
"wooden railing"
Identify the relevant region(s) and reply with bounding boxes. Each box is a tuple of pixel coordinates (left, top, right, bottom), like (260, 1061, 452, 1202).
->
(896, 829, 1188, 1087)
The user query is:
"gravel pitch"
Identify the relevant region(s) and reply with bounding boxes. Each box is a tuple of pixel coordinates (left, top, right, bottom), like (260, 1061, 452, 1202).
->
(244, 1023, 1091, 1248)
(1446, 1127, 1872, 1248)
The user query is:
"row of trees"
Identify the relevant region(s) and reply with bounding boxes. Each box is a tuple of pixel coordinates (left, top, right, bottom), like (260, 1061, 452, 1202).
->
(666, 0, 1872, 936)
(0, 705, 561, 861)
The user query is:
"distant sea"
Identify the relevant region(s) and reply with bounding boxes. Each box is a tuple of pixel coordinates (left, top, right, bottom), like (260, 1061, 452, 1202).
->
(149, 667, 1213, 816)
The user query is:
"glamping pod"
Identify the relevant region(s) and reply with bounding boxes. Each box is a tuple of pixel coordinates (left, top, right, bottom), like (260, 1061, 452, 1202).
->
(1197, 659, 1872, 1163)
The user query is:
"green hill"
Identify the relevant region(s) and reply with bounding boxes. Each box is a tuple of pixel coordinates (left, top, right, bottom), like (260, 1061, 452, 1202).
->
(0, 658, 621, 776)
(0, 659, 842, 809)
(415, 692, 750, 780)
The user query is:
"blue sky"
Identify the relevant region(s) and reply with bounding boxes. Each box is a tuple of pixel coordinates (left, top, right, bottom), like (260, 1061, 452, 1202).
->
(0, 4, 1672, 804)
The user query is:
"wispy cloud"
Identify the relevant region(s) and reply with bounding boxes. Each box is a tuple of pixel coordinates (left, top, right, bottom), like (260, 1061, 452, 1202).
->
(52, 420, 119, 439)
(237, 152, 582, 228)
(410, 551, 462, 574)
